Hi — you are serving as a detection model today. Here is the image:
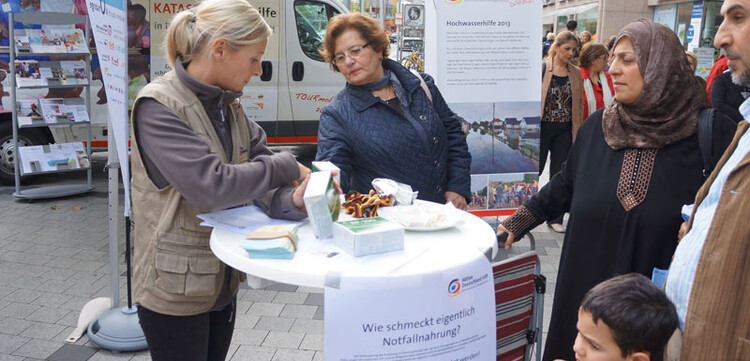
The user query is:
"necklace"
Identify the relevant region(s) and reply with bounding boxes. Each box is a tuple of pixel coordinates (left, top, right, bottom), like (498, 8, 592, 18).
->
(373, 82, 395, 101)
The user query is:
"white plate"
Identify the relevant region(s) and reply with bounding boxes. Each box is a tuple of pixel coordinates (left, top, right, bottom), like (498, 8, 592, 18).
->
(377, 201, 462, 231)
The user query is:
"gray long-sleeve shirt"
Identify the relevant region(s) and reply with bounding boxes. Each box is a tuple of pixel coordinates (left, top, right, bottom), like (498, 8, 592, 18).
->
(133, 60, 307, 311)
(133, 60, 306, 220)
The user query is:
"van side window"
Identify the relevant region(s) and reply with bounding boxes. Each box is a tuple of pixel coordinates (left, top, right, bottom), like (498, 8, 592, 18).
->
(294, 0, 339, 61)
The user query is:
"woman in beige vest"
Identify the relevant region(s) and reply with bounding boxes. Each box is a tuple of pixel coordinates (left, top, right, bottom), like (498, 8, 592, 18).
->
(129, 1, 312, 360)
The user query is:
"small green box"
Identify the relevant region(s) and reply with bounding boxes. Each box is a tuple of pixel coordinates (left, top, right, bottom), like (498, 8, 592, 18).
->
(333, 217, 404, 256)
(303, 171, 340, 239)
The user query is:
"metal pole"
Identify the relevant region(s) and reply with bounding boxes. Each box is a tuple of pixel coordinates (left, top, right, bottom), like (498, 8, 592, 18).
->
(107, 118, 120, 308)
(380, 0, 385, 29)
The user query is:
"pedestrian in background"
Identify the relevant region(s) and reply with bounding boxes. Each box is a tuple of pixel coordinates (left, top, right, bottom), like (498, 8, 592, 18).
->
(710, 70, 750, 122)
(539, 30, 583, 233)
(685, 51, 708, 106)
(579, 43, 614, 120)
(543, 32, 554, 58)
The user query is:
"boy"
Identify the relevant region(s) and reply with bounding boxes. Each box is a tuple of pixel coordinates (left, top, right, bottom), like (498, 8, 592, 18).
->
(558, 273, 678, 361)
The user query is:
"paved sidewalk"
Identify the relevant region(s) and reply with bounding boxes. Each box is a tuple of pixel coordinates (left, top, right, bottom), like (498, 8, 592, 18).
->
(0, 154, 564, 361)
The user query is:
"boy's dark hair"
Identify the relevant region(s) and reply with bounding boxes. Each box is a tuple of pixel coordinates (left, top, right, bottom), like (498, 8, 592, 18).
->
(566, 20, 578, 31)
(581, 273, 678, 361)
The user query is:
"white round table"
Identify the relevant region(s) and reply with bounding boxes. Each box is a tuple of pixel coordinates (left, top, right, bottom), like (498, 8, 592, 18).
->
(210, 210, 498, 288)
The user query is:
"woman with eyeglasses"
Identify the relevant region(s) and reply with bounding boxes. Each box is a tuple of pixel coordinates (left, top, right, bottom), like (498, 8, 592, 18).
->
(315, 13, 471, 209)
(579, 43, 614, 120)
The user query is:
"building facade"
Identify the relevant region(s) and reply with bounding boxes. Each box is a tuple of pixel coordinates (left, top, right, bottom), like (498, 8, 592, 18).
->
(543, 0, 724, 57)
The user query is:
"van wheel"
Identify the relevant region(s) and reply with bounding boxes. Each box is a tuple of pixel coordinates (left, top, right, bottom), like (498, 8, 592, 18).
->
(0, 122, 46, 186)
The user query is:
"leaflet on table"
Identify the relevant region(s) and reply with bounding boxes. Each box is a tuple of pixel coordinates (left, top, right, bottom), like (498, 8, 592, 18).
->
(18, 29, 88, 54)
(197, 205, 307, 235)
(298, 239, 430, 276)
(18, 142, 90, 174)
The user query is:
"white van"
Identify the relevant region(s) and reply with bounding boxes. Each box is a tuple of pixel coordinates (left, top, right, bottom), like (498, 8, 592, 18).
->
(0, 0, 349, 184)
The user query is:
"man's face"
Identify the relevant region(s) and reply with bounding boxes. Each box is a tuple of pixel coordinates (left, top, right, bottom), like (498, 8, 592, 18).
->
(715, 0, 750, 87)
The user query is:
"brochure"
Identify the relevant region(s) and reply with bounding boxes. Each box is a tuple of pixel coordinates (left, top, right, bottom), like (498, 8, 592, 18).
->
(18, 142, 89, 174)
(63, 29, 88, 53)
(27, 29, 66, 53)
(14, 35, 31, 53)
(60, 61, 88, 85)
(39, 98, 65, 123)
(59, 104, 90, 123)
(14, 60, 44, 87)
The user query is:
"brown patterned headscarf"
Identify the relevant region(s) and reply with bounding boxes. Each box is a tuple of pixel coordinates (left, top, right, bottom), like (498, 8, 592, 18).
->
(602, 19, 703, 150)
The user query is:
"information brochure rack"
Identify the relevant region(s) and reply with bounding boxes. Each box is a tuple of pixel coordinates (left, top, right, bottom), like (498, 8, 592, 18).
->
(9, 12, 94, 199)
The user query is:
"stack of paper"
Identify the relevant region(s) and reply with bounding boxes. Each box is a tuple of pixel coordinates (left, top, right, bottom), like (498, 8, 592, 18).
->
(240, 224, 298, 259)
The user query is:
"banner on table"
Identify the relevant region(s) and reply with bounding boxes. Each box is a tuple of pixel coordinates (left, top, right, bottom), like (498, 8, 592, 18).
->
(426, 0, 543, 216)
(88, 0, 130, 215)
(324, 249, 495, 360)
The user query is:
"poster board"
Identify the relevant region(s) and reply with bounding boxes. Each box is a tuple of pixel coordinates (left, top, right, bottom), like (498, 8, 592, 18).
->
(427, 0, 542, 216)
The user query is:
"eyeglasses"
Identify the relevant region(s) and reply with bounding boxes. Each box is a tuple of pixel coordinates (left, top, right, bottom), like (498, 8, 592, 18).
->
(597, 54, 609, 60)
(332, 43, 370, 65)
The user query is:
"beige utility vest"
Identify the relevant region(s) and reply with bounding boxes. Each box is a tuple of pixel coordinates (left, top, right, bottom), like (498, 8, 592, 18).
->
(130, 70, 248, 316)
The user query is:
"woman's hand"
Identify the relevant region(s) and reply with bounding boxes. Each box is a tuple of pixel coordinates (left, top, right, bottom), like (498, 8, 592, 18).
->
(298, 162, 312, 181)
(445, 191, 468, 211)
(292, 174, 311, 212)
(496, 224, 517, 250)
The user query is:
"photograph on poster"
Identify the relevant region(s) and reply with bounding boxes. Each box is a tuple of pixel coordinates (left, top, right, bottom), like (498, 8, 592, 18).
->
(487, 173, 538, 210)
(451, 101, 540, 175)
(468, 175, 488, 211)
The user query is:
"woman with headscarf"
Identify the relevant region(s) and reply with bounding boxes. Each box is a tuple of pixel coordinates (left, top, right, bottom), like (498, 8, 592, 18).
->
(496, 19, 736, 361)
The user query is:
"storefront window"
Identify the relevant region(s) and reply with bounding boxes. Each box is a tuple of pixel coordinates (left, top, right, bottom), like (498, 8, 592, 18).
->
(675, 2, 693, 47)
(702, 1, 724, 49)
(577, 5, 598, 39)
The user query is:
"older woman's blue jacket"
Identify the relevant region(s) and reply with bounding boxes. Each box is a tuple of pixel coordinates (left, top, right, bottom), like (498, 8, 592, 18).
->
(315, 59, 471, 203)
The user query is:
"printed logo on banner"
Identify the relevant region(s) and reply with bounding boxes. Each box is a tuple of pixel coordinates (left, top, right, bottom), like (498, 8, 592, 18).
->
(447, 279, 461, 296)
(449, 271, 490, 297)
(445, 0, 462, 4)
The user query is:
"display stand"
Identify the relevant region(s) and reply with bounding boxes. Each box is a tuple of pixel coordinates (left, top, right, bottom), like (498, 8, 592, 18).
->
(9, 12, 94, 199)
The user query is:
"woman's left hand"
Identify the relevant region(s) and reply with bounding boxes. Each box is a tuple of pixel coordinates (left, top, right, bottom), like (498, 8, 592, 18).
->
(292, 174, 311, 212)
(445, 191, 467, 211)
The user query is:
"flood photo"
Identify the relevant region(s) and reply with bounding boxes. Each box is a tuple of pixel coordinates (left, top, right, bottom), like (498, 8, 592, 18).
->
(488, 173, 539, 210)
(451, 101, 540, 175)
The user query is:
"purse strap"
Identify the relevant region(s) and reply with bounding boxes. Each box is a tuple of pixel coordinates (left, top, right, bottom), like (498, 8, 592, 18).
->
(410, 68, 432, 103)
(697, 108, 714, 178)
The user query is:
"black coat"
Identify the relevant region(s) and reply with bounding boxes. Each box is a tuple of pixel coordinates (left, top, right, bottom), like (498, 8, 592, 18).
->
(515, 109, 735, 361)
(711, 71, 750, 123)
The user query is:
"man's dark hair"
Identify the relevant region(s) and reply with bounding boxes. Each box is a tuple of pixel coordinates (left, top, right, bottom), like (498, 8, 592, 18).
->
(566, 20, 578, 31)
(607, 35, 617, 50)
(581, 273, 678, 361)
(128, 4, 147, 19)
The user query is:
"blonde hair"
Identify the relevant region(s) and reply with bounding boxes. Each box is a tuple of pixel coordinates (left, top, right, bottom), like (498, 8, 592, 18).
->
(164, 0, 272, 67)
(546, 30, 579, 61)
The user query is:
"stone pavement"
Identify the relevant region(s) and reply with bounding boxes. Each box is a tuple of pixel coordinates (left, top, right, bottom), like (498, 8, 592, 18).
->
(0, 153, 564, 361)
